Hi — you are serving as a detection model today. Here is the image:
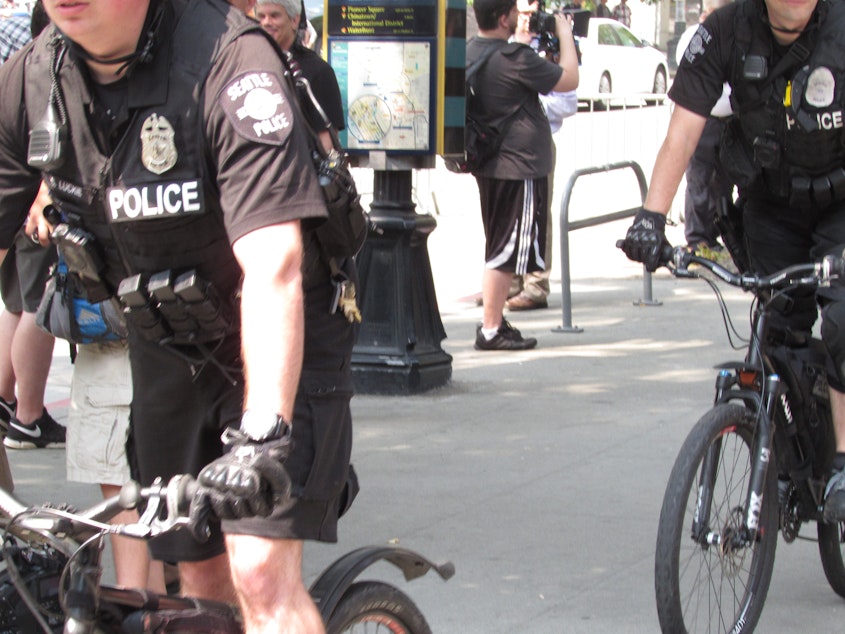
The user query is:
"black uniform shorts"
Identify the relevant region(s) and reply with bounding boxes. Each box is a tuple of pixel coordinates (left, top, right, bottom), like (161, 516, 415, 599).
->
(228, 282, 359, 543)
(475, 175, 548, 275)
(0, 230, 57, 313)
(743, 196, 845, 333)
(129, 299, 356, 561)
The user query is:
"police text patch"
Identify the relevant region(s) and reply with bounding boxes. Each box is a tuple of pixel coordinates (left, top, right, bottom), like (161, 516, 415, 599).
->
(220, 71, 293, 145)
(107, 180, 205, 222)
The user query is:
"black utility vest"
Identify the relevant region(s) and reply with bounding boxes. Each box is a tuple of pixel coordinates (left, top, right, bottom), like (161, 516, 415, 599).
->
(23, 0, 256, 310)
(724, 0, 845, 205)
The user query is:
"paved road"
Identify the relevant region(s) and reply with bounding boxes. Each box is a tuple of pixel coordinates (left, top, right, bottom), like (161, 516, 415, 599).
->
(9, 130, 845, 631)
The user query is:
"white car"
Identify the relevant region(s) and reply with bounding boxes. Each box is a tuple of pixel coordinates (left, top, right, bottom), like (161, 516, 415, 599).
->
(576, 18, 669, 108)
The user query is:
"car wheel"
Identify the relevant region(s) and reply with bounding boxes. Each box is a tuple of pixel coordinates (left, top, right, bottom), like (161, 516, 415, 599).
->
(596, 72, 611, 111)
(651, 67, 667, 98)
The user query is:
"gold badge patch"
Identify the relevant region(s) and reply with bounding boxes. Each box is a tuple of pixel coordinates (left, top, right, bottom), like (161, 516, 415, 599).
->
(140, 114, 178, 175)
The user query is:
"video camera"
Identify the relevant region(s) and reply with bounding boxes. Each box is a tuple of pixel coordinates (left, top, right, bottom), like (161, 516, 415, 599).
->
(528, 2, 589, 63)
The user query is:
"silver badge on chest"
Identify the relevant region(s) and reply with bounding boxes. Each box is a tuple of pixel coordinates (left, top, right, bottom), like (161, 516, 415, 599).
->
(805, 67, 835, 108)
(140, 113, 178, 175)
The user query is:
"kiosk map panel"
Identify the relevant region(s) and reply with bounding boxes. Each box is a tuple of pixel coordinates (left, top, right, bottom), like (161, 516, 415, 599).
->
(333, 39, 432, 152)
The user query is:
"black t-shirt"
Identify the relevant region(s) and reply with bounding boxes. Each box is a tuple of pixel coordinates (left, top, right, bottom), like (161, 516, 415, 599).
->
(465, 37, 562, 179)
(667, 5, 739, 118)
(290, 42, 345, 133)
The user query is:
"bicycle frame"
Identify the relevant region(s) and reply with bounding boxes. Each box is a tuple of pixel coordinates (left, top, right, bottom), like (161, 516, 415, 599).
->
(653, 246, 845, 633)
(671, 250, 844, 552)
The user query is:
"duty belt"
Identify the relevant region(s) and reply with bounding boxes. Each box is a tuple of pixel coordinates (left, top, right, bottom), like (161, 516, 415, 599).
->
(789, 166, 845, 209)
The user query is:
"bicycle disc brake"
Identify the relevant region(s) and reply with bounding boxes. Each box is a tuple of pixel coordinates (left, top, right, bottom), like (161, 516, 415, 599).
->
(719, 507, 751, 578)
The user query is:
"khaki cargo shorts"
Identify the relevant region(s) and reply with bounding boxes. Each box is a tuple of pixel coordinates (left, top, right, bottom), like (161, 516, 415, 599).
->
(66, 341, 132, 486)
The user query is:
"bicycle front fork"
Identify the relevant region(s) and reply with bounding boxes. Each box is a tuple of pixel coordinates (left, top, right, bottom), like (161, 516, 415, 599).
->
(694, 372, 780, 548)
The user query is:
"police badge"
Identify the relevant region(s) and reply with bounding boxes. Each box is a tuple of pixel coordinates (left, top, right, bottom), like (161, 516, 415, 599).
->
(140, 113, 178, 175)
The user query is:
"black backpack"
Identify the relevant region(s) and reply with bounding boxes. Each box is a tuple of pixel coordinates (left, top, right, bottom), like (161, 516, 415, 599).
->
(446, 42, 526, 174)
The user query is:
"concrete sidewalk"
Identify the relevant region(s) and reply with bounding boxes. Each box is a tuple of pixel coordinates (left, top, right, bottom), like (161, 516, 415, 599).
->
(9, 169, 845, 632)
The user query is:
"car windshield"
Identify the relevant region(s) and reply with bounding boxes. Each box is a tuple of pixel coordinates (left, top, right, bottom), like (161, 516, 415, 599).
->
(597, 24, 620, 46)
(615, 25, 643, 48)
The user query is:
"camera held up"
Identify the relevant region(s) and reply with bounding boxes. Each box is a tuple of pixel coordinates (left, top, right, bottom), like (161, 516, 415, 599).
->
(528, 2, 560, 61)
(527, 2, 588, 64)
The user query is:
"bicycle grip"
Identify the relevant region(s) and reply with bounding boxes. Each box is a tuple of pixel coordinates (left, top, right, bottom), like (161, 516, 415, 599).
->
(615, 240, 675, 266)
(180, 475, 212, 544)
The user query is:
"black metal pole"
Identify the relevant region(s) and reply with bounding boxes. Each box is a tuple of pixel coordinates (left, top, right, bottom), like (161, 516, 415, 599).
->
(351, 169, 452, 394)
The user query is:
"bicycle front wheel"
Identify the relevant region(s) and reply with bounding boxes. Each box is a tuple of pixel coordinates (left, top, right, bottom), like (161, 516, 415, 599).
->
(326, 581, 431, 634)
(655, 403, 779, 633)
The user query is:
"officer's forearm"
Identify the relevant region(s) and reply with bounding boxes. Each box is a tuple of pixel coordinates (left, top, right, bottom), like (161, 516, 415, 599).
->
(644, 105, 708, 214)
(233, 224, 304, 424)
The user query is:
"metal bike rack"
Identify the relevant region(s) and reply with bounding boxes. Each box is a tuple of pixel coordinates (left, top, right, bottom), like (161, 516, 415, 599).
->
(553, 159, 661, 334)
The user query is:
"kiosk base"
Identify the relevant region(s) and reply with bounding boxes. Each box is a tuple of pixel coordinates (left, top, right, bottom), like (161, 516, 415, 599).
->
(351, 170, 452, 395)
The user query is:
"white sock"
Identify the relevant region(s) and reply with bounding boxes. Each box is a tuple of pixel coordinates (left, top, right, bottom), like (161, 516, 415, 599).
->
(481, 326, 499, 340)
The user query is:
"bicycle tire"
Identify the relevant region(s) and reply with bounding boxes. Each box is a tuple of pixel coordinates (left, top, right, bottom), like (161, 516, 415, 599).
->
(325, 580, 432, 634)
(818, 520, 845, 599)
(655, 403, 779, 633)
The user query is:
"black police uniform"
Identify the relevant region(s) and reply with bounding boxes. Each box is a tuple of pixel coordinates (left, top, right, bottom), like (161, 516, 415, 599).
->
(0, 0, 357, 560)
(671, 0, 845, 388)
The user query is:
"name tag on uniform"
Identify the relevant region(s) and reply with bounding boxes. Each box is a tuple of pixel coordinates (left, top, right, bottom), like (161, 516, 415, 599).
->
(107, 180, 205, 222)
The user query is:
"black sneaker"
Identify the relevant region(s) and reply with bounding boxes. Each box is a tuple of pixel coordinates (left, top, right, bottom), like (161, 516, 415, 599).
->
(4, 409, 65, 449)
(0, 396, 15, 431)
(474, 320, 538, 351)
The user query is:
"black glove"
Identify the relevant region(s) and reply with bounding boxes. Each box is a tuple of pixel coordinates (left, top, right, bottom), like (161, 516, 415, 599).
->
(622, 208, 670, 272)
(195, 427, 293, 522)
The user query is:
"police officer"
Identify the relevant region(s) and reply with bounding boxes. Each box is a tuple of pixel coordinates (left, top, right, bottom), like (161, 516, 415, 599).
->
(0, 1, 354, 632)
(621, 0, 845, 522)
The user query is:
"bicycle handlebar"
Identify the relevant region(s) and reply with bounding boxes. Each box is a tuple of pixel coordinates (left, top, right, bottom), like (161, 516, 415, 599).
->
(615, 241, 845, 291)
(0, 474, 205, 554)
(666, 246, 845, 291)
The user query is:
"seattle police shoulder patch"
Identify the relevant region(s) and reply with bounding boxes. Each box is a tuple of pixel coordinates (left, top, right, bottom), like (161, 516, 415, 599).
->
(220, 71, 294, 145)
(684, 25, 712, 65)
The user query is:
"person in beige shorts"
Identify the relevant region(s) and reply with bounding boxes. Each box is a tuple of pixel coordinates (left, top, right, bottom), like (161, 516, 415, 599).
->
(67, 335, 165, 591)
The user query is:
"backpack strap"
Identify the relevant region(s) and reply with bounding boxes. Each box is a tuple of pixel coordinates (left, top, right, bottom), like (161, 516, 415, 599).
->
(467, 42, 532, 142)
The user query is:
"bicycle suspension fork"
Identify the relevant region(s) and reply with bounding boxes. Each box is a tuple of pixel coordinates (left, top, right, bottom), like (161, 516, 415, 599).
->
(692, 371, 780, 547)
(743, 374, 781, 537)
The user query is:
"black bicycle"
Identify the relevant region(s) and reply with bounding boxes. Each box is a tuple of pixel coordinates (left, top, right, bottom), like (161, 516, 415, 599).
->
(0, 474, 454, 633)
(651, 247, 845, 633)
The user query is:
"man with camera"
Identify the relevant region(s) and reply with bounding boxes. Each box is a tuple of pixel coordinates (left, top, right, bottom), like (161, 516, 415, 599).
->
(468, 0, 578, 350)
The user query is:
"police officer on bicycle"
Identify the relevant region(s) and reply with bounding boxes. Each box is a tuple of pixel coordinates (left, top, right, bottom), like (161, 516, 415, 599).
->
(0, 1, 357, 632)
(621, 0, 845, 522)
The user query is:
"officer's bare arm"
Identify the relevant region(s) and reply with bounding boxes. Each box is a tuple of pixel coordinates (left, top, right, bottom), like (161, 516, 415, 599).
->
(232, 222, 304, 425)
(644, 104, 708, 215)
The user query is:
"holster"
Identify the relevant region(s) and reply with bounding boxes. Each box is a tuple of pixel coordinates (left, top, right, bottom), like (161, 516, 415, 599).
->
(715, 197, 751, 273)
